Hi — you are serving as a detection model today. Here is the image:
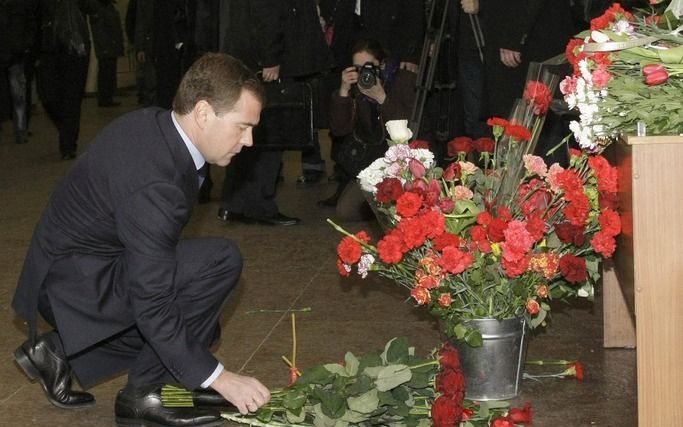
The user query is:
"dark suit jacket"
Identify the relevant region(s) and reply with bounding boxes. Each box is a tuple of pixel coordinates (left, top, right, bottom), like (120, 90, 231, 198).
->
(12, 108, 217, 390)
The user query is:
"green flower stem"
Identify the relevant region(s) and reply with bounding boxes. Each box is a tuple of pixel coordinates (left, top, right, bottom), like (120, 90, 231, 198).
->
(526, 359, 573, 365)
(326, 218, 378, 253)
(221, 413, 308, 427)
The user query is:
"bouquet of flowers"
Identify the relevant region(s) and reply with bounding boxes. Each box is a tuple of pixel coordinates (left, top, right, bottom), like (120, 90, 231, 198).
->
(330, 119, 621, 346)
(560, 0, 683, 152)
(162, 338, 533, 427)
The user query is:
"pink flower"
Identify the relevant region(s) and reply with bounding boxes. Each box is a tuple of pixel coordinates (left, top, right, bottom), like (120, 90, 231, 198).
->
(409, 158, 426, 179)
(523, 154, 548, 177)
(453, 185, 474, 200)
(591, 68, 612, 89)
(559, 75, 578, 95)
(546, 163, 566, 192)
(645, 69, 669, 86)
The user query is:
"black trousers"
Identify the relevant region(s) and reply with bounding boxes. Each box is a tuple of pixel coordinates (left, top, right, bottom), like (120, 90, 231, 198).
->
(39, 237, 242, 389)
(36, 52, 89, 155)
(96, 56, 118, 104)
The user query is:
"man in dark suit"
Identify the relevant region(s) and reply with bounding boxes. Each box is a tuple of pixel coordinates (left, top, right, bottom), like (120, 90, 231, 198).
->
(12, 53, 271, 426)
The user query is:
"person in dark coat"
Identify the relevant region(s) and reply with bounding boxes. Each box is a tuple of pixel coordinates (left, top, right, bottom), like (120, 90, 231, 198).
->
(12, 53, 271, 426)
(0, 0, 38, 145)
(35, 0, 99, 160)
(90, 0, 125, 107)
(480, 0, 575, 118)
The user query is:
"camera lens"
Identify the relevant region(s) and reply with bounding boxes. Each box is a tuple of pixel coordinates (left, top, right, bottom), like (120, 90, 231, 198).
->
(358, 70, 376, 89)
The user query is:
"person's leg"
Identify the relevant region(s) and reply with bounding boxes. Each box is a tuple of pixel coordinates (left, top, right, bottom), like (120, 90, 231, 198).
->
(57, 54, 89, 158)
(97, 57, 117, 106)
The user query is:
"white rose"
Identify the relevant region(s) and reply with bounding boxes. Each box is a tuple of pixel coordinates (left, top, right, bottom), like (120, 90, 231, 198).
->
(385, 120, 413, 142)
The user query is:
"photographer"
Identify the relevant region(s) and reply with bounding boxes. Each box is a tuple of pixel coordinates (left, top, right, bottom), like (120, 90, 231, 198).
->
(320, 38, 416, 221)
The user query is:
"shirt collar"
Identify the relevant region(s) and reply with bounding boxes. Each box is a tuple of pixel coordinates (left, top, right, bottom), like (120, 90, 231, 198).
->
(171, 111, 206, 170)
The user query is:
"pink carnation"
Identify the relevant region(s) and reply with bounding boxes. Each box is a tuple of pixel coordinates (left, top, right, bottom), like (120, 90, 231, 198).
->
(453, 185, 474, 200)
(523, 154, 548, 177)
(592, 68, 612, 89)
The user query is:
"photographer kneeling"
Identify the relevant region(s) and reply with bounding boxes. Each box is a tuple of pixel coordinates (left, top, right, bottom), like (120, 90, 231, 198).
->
(320, 39, 416, 221)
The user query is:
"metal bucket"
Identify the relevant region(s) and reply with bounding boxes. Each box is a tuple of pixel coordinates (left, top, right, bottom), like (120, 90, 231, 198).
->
(451, 317, 528, 401)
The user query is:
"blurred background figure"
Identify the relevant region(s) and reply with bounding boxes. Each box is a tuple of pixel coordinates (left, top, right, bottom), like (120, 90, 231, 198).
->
(321, 39, 417, 220)
(130, 0, 156, 106)
(35, 0, 98, 160)
(0, 0, 38, 145)
(90, 0, 124, 107)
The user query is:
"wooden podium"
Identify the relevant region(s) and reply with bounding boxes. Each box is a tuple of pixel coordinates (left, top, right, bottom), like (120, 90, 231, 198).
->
(602, 135, 683, 426)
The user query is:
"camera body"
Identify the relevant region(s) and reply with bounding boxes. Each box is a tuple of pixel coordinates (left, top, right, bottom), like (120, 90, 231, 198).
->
(355, 62, 381, 89)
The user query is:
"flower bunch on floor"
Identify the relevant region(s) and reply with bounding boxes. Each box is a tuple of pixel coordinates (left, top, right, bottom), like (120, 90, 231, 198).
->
(561, 0, 683, 151)
(331, 119, 621, 346)
(161, 338, 532, 426)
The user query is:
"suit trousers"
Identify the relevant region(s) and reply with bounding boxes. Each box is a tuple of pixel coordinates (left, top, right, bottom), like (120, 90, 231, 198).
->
(96, 56, 118, 104)
(38, 237, 242, 389)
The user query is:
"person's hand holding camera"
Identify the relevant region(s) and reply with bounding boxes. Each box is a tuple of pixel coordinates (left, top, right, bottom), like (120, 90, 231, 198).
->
(339, 66, 359, 97)
(358, 79, 386, 104)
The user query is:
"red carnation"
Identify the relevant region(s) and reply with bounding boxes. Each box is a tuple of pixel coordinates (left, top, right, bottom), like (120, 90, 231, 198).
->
(375, 178, 403, 203)
(523, 81, 553, 115)
(487, 117, 509, 128)
(497, 206, 513, 222)
(487, 218, 508, 242)
(377, 235, 404, 264)
(438, 342, 462, 370)
(336, 259, 350, 277)
(554, 222, 585, 246)
(570, 361, 584, 380)
(598, 209, 621, 236)
(559, 254, 587, 283)
(396, 191, 422, 218)
(440, 247, 475, 274)
(436, 368, 466, 397)
(447, 136, 473, 156)
(591, 230, 617, 258)
(433, 233, 463, 251)
(504, 124, 532, 142)
(337, 235, 363, 264)
(473, 137, 495, 153)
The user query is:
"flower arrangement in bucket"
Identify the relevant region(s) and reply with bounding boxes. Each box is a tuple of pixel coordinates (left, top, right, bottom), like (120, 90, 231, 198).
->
(560, 0, 683, 152)
(329, 115, 622, 349)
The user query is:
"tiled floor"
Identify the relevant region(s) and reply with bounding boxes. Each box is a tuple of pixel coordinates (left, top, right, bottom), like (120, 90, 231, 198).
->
(0, 91, 637, 426)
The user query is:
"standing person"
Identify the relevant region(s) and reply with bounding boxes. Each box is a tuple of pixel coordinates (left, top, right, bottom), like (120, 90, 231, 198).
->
(133, 0, 156, 106)
(90, 0, 125, 107)
(214, 0, 335, 226)
(35, 0, 98, 160)
(12, 53, 271, 426)
(0, 0, 37, 145)
(319, 39, 417, 219)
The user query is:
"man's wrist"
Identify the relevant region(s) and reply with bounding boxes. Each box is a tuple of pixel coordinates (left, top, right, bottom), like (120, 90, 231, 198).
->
(201, 363, 224, 388)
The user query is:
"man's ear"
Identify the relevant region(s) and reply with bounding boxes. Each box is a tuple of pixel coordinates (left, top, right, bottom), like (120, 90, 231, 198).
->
(194, 100, 213, 129)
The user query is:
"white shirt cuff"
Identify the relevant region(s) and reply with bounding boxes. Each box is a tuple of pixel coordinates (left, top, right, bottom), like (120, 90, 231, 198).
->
(200, 363, 224, 388)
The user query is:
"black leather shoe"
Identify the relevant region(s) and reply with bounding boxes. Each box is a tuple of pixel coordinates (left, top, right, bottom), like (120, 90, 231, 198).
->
(14, 332, 95, 409)
(115, 384, 223, 427)
(254, 212, 301, 226)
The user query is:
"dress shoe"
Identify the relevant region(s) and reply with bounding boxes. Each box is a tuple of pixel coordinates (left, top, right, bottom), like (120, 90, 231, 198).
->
(115, 384, 223, 427)
(254, 212, 301, 226)
(295, 170, 325, 188)
(217, 207, 247, 223)
(14, 332, 95, 409)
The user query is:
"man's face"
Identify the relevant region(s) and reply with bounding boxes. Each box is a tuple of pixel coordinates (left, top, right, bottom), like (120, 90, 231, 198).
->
(199, 90, 262, 166)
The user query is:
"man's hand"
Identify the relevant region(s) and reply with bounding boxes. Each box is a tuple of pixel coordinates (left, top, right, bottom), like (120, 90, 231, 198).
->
(262, 65, 281, 82)
(136, 51, 146, 64)
(461, 0, 479, 14)
(500, 48, 522, 68)
(210, 370, 270, 415)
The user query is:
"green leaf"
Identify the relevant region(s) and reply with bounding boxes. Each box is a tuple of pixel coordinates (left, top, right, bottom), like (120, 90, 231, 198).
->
(357, 353, 383, 373)
(286, 408, 306, 424)
(375, 364, 412, 391)
(530, 307, 547, 328)
(659, 45, 683, 64)
(312, 389, 346, 419)
(298, 365, 337, 385)
(347, 389, 379, 414)
(344, 352, 360, 377)
(340, 409, 369, 423)
(255, 407, 273, 423)
(406, 370, 431, 389)
(453, 323, 468, 340)
(362, 366, 384, 378)
(377, 390, 398, 406)
(312, 404, 346, 427)
(464, 329, 483, 347)
(324, 363, 350, 377)
(346, 374, 373, 395)
(283, 389, 308, 411)
(381, 337, 410, 364)
(392, 385, 410, 403)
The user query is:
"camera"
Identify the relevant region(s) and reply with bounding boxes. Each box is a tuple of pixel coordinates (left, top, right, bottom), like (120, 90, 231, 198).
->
(355, 62, 381, 89)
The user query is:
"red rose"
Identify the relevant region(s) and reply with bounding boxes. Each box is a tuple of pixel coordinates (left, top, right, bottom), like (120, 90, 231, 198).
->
(508, 402, 533, 424)
(447, 136, 473, 156)
(396, 191, 422, 218)
(337, 235, 363, 264)
(438, 342, 462, 370)
(431, 395, 462, 427)
(559, 254, 587, 283)
(473, 137, 495, 153)
(526, 298, 540, 315)
(409, 139, 430, 149)
(504, 124, 532, 142)
(375, 178, 403, 203)
(436, 368, 466, 396)
(491, 416, 515, 427)
(443, 163, 462, 181)
(377, 235, 404, 264)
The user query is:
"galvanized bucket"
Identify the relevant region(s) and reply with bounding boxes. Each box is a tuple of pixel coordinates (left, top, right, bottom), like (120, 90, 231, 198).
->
(452, 317, 528, 401)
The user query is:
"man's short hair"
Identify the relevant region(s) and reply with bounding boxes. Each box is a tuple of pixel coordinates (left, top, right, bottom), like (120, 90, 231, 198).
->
(173, 53, 265, 116)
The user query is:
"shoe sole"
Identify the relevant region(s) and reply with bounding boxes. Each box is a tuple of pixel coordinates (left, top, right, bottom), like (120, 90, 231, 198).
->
(13, 346, 95, 410)
(115, 416, 225, 427)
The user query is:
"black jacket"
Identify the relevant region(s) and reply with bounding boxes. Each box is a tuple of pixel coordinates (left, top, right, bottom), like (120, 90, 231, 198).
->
(0, 0, 38, 62)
